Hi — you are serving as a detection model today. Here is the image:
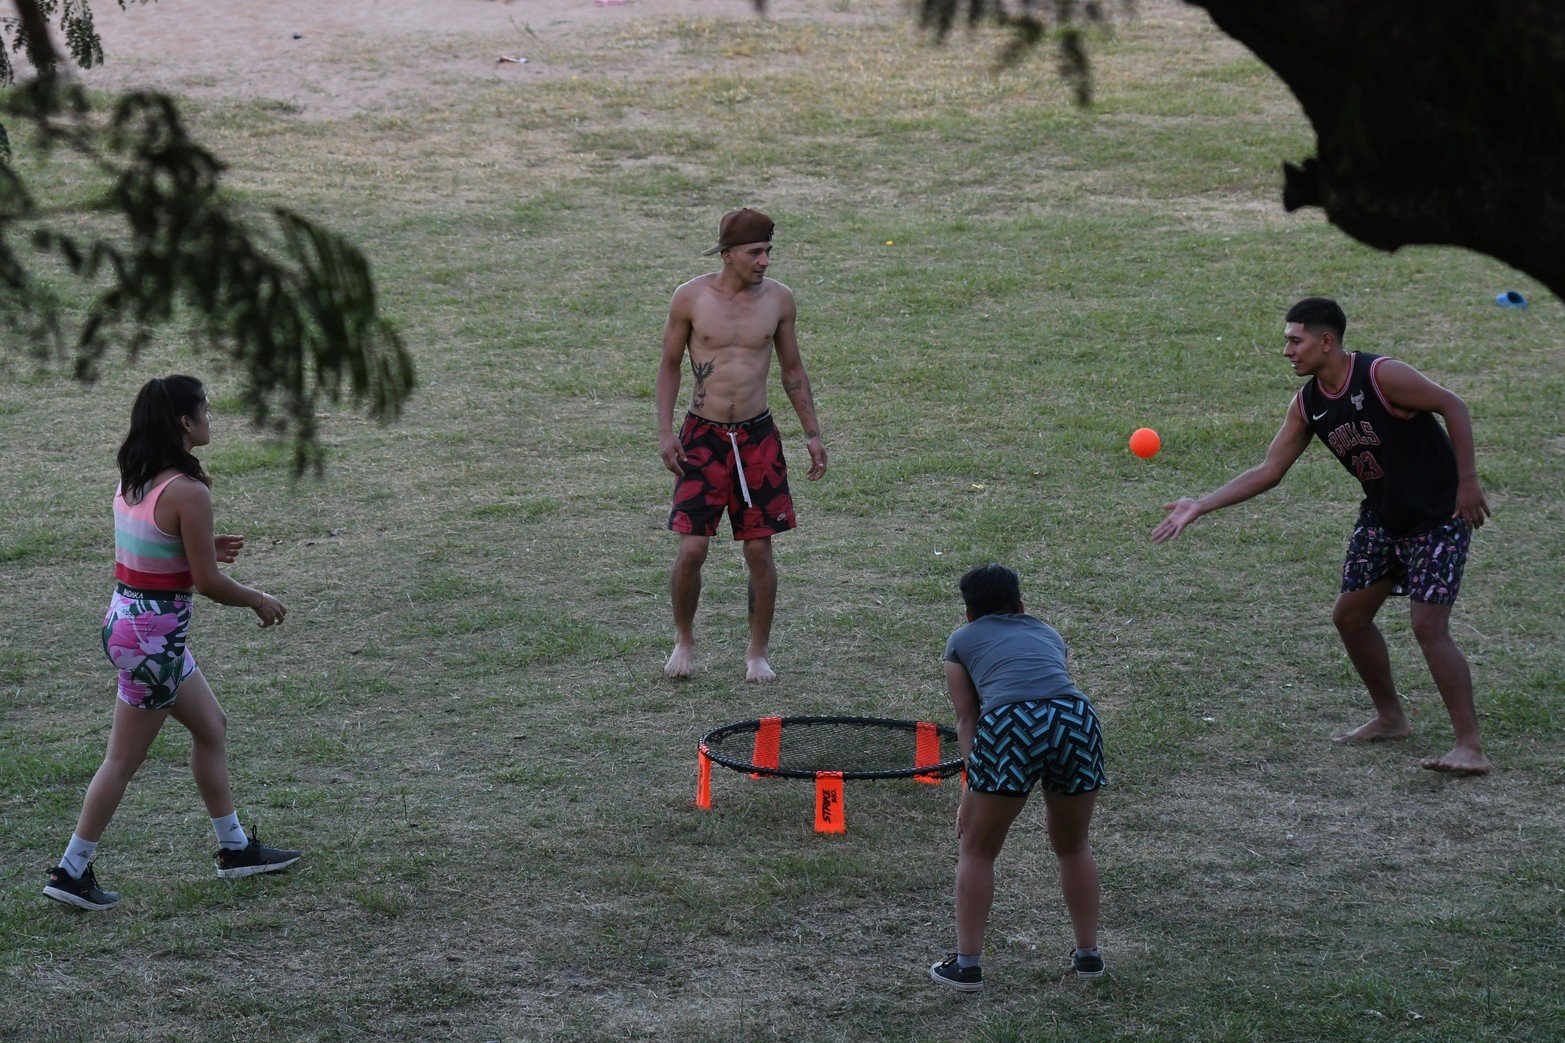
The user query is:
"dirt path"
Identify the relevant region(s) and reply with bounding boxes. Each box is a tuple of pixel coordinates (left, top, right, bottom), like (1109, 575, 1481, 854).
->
(75, 0, 895, 117)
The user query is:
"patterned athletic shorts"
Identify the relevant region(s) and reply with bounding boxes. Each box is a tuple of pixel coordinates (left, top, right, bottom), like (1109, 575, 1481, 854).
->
(967, 696, 1107, 797)
(102, 584, 197, 710)
(668, 410, 796, 541)
(1341, 507, 1471, 605)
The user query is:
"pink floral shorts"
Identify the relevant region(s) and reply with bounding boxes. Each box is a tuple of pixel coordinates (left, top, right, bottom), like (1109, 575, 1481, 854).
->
(102, 585, 197, 709)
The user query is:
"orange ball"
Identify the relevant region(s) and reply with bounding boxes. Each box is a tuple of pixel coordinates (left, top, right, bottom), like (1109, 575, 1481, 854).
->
(1129, 427, 1161, 459)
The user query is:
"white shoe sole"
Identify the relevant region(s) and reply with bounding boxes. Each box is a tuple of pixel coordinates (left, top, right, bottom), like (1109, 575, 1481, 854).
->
(43, 885, 117, 911)
(216, 854, 301, 879)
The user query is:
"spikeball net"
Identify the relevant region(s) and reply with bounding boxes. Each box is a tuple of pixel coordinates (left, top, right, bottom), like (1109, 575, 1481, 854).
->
(697, 715, 965, 833)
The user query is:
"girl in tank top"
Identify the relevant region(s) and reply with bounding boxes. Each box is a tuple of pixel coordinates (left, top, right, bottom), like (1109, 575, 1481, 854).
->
(44, 375, 303, 911)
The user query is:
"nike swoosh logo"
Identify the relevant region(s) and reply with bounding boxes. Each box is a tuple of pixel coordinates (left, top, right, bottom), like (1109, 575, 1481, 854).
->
(1312, 411, 1328, 420)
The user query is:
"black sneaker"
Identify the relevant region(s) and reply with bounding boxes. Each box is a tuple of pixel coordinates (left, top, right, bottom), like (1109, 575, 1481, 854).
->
(43, 864, 119, 911)
(930, 954, 984, 992)
(214, 829, 301, 879)
(1072, 948, 1105, 980)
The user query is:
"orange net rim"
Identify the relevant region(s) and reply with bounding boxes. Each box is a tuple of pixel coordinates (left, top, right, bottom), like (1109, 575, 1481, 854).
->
(699, 715, 963, 781)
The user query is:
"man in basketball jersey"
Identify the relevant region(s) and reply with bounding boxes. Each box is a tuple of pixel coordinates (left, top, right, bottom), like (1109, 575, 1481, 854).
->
(1152, 297, 1492, 774)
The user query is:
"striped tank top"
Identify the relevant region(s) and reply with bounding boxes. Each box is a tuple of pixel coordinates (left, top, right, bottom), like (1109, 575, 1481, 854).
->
(114, 474, 194, 591)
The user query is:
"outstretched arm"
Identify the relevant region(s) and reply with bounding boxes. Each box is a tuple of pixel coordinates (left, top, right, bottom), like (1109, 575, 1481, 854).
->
(1153, 397, 1312, 543)
(773, 296, 826, 480)
(167, 480, 285, 626)
(656, 290, 693, 476)
(1374, 360, 1491, 529)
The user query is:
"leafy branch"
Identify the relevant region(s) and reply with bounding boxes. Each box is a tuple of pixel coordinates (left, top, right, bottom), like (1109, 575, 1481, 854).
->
(0, 0, 415, 469)
(915, 0, 1128, 103)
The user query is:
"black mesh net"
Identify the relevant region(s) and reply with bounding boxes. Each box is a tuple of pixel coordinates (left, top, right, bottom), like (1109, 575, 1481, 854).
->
(700, 716, 963, 781)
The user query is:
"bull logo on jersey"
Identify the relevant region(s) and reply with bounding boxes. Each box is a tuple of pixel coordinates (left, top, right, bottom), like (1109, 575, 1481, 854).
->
(1351, 390, 1365, 411)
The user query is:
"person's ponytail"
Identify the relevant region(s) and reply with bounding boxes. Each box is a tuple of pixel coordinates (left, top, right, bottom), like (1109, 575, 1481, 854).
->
(117, 375, 212, 502)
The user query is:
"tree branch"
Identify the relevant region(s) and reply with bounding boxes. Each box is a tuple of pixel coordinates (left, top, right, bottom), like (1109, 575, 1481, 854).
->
(11, 0, 62, 77)
(0, 4, 415, 468)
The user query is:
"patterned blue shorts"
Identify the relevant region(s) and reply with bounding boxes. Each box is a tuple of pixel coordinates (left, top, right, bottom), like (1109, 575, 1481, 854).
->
(967, 696, 1106, 797)
(1341, 508, 1470, 605)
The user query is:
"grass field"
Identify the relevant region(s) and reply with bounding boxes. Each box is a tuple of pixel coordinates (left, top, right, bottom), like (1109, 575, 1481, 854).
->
(2, 3, 1562, 1040)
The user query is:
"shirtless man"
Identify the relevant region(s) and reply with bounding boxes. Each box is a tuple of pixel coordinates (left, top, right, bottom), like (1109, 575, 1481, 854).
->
(656, 208, 827, 682)
(1153, 297, 1491, 774)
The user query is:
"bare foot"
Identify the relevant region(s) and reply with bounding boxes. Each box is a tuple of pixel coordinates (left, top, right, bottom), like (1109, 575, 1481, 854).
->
(1420, 746, 1491, 775)
(665, 643, 695, 679)
(1331, 716, 1411, 744)
(744, 656, 776, 683)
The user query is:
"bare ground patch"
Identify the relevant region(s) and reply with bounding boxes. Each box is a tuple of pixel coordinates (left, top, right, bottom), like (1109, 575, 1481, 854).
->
(76, 0, 903, 118)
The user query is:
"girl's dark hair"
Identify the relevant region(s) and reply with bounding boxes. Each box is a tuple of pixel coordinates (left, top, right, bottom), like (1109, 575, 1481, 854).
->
(118, 375, 211, 502)
(959, 563, 1024, 618)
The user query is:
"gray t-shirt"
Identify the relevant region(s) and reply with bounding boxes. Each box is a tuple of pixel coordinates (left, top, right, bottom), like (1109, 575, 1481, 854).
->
(943, 613, 1085, 714)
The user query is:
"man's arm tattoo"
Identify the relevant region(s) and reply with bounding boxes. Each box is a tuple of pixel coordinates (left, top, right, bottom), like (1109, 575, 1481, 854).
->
(784, 376, 820, 438)
(691, 359, 714, 411)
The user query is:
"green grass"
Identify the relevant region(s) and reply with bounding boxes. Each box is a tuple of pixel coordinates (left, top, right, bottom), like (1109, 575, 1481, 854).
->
(1, 3, 1562, 1041)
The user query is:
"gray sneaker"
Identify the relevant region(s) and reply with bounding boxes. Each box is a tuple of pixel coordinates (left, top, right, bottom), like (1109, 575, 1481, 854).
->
(44, 864, 120, 911)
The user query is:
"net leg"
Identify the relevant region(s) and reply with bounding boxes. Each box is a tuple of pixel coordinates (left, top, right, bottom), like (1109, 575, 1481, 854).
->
(750, 715, 782, 779)
(697, 748, 712, 810)
(815, 771, 845, 834)
(914, 720, 942, 784)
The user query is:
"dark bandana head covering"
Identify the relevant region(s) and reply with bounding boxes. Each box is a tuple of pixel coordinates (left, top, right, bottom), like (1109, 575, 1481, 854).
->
(702, 207, 774, 256)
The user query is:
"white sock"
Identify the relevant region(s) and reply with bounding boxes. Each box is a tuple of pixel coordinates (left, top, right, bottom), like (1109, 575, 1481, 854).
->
(212, 812, 248, 850)
(59, 834, 97, 879)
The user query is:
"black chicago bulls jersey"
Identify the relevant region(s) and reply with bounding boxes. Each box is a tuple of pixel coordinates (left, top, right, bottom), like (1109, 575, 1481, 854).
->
(1297, 352, 1457, 536)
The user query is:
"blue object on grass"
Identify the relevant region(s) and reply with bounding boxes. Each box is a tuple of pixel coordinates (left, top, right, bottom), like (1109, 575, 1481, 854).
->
(1495, 290, 1528, 308)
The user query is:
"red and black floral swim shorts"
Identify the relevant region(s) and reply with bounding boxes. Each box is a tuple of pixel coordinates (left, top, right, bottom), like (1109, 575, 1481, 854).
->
(669, 410, 796, 540)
